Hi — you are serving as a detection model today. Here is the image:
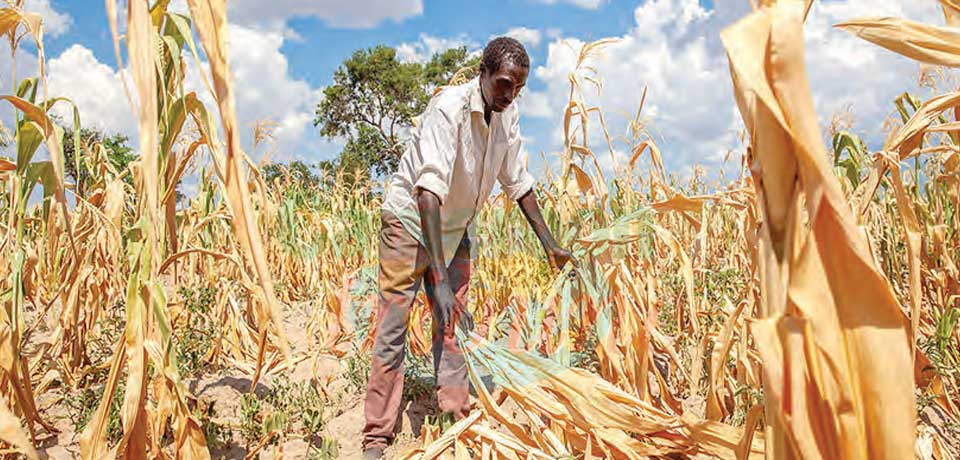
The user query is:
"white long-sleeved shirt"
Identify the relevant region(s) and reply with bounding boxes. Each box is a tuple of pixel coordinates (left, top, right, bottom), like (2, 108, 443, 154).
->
(382, 77, 535, 265)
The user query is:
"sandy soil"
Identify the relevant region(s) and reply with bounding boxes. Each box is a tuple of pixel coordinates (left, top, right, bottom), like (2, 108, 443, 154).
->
(28, 299, 960, 459)
(33, 300, 435, 460)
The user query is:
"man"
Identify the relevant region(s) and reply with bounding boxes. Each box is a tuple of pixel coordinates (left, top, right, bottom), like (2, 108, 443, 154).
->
(363, 37, 574, 459)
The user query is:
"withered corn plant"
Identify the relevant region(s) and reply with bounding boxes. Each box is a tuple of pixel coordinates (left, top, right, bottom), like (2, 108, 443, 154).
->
(0, 0, 958, 459)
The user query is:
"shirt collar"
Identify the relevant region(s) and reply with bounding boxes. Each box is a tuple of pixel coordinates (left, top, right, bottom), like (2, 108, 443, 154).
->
(469, 77, 485, 114)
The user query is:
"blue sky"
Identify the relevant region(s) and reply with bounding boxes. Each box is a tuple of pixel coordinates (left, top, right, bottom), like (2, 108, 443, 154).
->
(9, 0, 953, 182)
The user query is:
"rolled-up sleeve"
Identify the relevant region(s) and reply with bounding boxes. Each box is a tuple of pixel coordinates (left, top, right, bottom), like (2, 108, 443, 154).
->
(498, 112, 536, 200)
(413, 102, 458, 203)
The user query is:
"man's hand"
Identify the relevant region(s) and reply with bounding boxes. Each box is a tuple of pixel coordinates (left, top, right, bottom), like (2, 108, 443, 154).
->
(417, 188, 464, 336)
(545, 245, 577, 272)
(425, 276, 474, 337)
(427, 278, 456, 334)
(517, 190, 578, 274)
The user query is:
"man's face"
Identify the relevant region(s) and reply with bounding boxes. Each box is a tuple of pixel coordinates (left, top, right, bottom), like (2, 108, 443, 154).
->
(480, 60, 528, 113)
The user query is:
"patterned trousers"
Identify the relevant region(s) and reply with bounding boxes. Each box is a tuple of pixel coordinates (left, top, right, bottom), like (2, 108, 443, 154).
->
(362, 211, 471, 450)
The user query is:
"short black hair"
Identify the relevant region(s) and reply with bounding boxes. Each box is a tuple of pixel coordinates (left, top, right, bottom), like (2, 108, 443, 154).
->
(480, 37, 529, 74)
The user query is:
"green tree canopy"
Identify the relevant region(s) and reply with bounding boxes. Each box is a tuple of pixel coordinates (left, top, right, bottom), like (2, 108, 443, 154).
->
(314, 45, 479, 178)
(62, 127, 135, 196)
(262, 160, 320, 189)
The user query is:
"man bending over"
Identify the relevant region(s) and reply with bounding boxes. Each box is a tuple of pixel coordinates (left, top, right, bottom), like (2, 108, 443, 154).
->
(362, 36, 574, 459)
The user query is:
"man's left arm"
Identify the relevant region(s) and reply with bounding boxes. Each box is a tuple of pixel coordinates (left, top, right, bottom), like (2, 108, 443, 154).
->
(497, 111, 576, 271)
(517, 189, 576, 271)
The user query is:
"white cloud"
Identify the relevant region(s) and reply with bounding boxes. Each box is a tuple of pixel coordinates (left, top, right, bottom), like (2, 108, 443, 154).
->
(396, 33, 478, 63)
(182, 24, 320, 160)
(227, 0, 422, 30)
(800, 0, 944, 142)
(501, 27, 542, 48)
(23, 0, 72, 37)
(39, 23, 323, 163)
(167, 0, 421, 32)
(520, 90, 553, 119)
(533, 0, 605, 9)
(529, 0, 952, 173)
(46, 45, 134, 138)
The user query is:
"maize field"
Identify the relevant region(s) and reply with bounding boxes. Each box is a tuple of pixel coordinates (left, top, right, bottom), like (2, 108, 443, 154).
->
(0, 0, 959, 458)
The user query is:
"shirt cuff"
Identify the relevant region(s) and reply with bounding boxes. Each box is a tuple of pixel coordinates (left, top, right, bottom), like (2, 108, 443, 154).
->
(501, 173, 536, 201)
(414, 172, 449, 204)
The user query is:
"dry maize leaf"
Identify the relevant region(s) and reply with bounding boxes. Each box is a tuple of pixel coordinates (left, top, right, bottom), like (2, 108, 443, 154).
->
(885, 92, 960, 160)
(0, 395, 38, 460)
(22, 246, 38, 301)
(464, 357, 543, 453)
(836, 17, 960, 68)
(159, 248, 241, 275)
(683, 415, 764, 460)
(570, 144, 592, 157)
(758, 0, 813, 20)
(143, 298, 210, 460)
(80, 338, 125, 459)
(884, 156, 923, 357)
(456, 331, 757, 458)
(186, 0, 292, 365)
(736, 405, 764, 460)
(467, 423, 553, 459)
(942, 0, 960, 25)
(651, 223, 698, 334)
(723, 4, 916, 459)
(517, 407, 569, 457)
(1, 96, 73, 246)
(567, 162, 594, 196)
(651, 193, 709, 215)
(0, 7, 42, 39)
(707, 299, 747, 421)
(115, 1, 159, 457)
(117, 240, 150, 459)
(418, 411, 482, 460)
(461, 331, 676, 435)
(628, 140, 666, 181)
(454, 439, 470, 460)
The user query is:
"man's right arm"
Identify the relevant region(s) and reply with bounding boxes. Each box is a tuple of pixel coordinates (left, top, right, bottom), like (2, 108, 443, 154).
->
(416, 188, 457, 334)
(411, 97, 460, 336)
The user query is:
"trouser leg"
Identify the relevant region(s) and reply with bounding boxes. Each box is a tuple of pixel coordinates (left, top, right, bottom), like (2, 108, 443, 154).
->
(363, 212, 427, 450)
(428, 233, 472, 419)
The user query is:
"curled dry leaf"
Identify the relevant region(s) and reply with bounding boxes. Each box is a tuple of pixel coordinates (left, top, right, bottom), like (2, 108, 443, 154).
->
(836, 17, 960, 68)
(724, 3, 915, 458)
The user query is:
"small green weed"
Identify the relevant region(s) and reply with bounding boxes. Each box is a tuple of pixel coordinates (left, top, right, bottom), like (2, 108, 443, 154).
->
(63, 383, 124, 444)
(237, 376, 331, 451)
(175, 286, 219, 376)
(342, 344, 371, 394)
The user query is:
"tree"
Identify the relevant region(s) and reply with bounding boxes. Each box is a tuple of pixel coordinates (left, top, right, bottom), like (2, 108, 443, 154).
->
(62, 127, 135, 197)
(314, 45, 479, 177)
(262, 160, 320, 189)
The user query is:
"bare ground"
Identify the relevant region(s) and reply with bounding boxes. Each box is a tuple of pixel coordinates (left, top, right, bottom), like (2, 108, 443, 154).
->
(34, 300, 434, 460)
(31, 299, 960, 459)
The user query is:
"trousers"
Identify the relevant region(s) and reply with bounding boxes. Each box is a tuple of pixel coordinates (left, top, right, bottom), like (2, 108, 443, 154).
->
(362, 210, 471, 449)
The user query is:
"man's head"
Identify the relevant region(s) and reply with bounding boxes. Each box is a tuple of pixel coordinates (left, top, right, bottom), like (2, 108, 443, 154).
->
(479, 37, 529, 113)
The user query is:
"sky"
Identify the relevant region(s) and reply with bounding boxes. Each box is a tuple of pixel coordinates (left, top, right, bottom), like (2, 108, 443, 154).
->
(3, 0, 954, 181)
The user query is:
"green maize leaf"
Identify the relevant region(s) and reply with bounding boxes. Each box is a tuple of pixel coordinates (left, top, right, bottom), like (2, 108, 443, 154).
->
(150, 0, 171, 26)
(15, 78, 36, 102)
(16, 121, 44, 172)
(24, 160, 56, 217)
(161, 35, 184, 89)
(165, 12, 214, 99)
